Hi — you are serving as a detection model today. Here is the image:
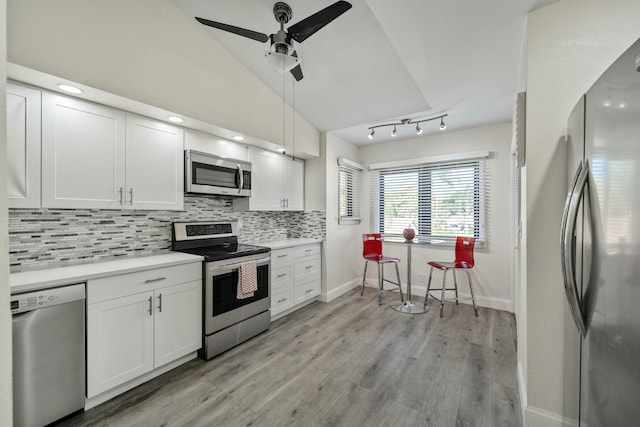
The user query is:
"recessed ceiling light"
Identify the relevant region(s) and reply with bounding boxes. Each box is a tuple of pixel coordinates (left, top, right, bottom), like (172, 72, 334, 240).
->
(57, 84, 82, 94)
(233, 135, 245, 141)
(167, 116, 183, 123)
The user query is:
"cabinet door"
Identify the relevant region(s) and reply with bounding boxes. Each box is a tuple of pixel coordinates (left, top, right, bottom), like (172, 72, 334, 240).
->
(7, 84, 41, 208)
(154, 280, 202, 367)
(284, 158, 304, 211)
(248, 149, 284, 210)
(125, 114, 184, 211)
(42, 93, 126, 209)
(87, 291, 154, 397)
(184, 130, 248, 161)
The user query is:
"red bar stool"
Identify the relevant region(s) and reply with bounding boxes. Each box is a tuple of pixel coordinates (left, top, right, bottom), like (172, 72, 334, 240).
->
(360, 234, 404, 305)
(424, 236, 479, 317)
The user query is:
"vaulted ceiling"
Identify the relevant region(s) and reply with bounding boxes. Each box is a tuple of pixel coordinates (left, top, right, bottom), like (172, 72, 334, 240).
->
(173, 0, 557, 145)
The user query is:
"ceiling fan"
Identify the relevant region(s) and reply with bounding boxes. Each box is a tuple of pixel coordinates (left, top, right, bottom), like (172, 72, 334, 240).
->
(195, 1, 352, 81)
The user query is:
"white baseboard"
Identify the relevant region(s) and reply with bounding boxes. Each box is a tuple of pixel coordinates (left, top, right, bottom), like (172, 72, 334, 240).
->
(320, 278, 361, 303)
(524, 405, 577, 427)
(517, 361, 527, 421)
(360, 281, 513, 312)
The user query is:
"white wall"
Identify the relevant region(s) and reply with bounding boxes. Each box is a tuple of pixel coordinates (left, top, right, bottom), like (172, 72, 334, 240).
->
(321, 133, 363, 300)
(359, 122, 513, 310)
(0, 0, 12, 423)
(524, 0, 640, 424)
(6, 0, 319, 157)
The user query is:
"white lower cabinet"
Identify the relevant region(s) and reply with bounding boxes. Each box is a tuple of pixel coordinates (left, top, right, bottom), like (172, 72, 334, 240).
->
(154, 281, 202, 367)
(270, 243, 321, 318)
(87, 291, 155, 396)
(86, 262, 201, 399)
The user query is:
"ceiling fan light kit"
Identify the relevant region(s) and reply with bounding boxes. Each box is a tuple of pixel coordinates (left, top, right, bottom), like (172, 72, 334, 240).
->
(195, 1, 352, 82)
(367, 114, 448, 140)
(265, 50, 301, 72)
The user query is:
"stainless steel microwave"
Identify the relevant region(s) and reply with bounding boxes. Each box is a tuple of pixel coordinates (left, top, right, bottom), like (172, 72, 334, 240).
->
(185, 150, 251, 197)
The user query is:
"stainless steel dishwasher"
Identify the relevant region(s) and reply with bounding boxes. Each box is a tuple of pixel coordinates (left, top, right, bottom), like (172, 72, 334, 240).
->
(11, 283, 86, 427)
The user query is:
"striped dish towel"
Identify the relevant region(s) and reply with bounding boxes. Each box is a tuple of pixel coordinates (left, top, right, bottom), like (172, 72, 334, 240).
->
(237, 260, 258, 299)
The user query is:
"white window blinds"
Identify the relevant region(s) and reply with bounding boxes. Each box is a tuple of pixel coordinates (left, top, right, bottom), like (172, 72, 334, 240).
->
(338, 157, 363, 225)
(369, 153, 489, 242)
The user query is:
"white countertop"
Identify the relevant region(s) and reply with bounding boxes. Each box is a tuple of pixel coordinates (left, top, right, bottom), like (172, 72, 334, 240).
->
(253, 238, 323, 250)
(10, 252, 204, 294)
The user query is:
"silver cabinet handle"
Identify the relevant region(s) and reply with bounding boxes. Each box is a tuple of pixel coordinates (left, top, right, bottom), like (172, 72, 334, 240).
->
(129, 188, 133, 205)
(237, 164, 244, 194)
(277, 254, 287, 258)
(305, 265, 313, 270)
(157, 293, 162, 313)
(305, 248, 314, 253)
(277, 297, 288, 303)
(148, 296, 153, 316)
(306, 289, 314, 293)
(561, 161, 588, 336)
(144, 277, 166, 284)
(277, 273, 287, 278)
(286, 198, 289, 209)
(119, 187, 124, 205)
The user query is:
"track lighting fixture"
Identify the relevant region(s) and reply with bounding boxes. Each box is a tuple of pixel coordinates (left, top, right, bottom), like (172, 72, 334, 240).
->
(367, 114, 448, 140)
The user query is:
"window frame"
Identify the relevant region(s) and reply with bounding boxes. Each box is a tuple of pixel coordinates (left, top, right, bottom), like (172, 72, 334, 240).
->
(338, 157, 363, 225)
(369, 153, 489, 243)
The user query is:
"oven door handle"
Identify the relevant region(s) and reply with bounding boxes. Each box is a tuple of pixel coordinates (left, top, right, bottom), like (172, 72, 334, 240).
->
(207, 256, 271, 273)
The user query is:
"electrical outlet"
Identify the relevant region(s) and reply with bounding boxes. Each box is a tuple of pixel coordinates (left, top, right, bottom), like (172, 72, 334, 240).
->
(237, 219, 243, 229)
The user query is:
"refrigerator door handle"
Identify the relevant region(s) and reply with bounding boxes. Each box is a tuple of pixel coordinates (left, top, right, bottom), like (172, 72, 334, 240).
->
(561, 160, 588, 337)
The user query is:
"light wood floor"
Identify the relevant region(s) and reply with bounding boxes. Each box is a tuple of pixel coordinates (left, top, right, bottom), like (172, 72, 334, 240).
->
(59, 288, 522, 427)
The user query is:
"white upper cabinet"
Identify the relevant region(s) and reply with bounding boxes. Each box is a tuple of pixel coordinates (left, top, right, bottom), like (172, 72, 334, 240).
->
(7, 83, 41, 208)
(41, 93, 183, 210)
(126, 115, 183, 211)
(184, 129, 248, 161)
(42, 92, 126, 209)
(285, 157, 304, 211)
(234, 148, 304, 211)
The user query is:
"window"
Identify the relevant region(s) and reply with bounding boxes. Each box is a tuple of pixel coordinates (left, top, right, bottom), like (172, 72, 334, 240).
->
(369, 154, 488, 241)
(338, 157, 363, 224)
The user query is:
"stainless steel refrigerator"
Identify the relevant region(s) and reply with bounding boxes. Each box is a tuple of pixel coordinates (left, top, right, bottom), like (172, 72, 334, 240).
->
(562, 37, 640, 426)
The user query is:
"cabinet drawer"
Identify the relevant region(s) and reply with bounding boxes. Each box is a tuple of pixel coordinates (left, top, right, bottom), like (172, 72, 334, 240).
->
(295, 244, 321, 258)
(271, 265, 292, 291)
(271, 248, 295, 266)
(294, 255, 321, 281)
(294, 278, 321, 303)
(272, 288, 293, 314)
(88, 262, 202, 304)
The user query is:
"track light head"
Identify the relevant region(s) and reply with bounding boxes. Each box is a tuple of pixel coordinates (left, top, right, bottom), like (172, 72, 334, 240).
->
(367, 113, 448, 139)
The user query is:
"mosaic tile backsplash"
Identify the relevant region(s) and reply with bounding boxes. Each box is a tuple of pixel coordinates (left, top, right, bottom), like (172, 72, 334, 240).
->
(9, 195, 326, 272)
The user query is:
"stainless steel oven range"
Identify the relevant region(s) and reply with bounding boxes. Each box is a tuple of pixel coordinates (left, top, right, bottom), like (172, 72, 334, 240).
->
(172, 221, 270, 359)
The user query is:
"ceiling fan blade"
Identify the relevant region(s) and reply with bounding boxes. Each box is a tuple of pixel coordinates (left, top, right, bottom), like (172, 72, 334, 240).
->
(195, 17, 269, 43)
(290, 51, 304, 81)
(287, 1, 352, 43)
